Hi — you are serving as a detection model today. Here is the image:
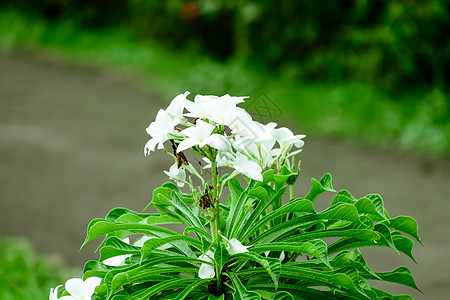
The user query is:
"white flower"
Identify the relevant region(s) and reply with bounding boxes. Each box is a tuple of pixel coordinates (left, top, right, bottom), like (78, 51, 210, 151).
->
(102, 254, 131, 267)
(49, 285, 62, 300)
(272, 127, 305, 152)
(203, 154, 233, 169)
(163, 163, 187, 187)
(209, 96, 245, 125)
(177, 120, 215, 152)
(133, 235, 153, 247)
(144, 109, 179, 155)
(177, 120, 228, 153)
(220, 94, 248, 104)
(225, 108, 254, 136)
(166, 91, 189, 121)
(102, 238, 131, 266)
(59, 277, 102, 300)
(198, 250, 215, 279)
(133, 235, 173, 250)
(184, 95, 220, 119)
(232, 152, 263, 181)
(226, 238, 250, 255)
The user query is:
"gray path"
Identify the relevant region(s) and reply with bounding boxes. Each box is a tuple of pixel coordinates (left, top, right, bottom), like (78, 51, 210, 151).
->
(0, 52, 448, 299)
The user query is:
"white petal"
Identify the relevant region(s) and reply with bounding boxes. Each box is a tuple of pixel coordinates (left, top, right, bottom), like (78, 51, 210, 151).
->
(65, 278, 85, 299)
(102, 254, 131, 266)
(177, 138, 199, 152)
(59, 296, 77, 300)
(144, 138, 159, 155)
(205, 134, 231, 152)
(198, 263, 216, 279)
(49, 285, 62, 300)
(226, 238, 249, 255)
(83, 277, 102, 297)
(166, 91, 189, 118)
(133, 236, 154, 247)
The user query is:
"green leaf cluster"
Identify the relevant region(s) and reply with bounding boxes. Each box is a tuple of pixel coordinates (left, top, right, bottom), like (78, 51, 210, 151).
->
(81, 173, 422, 299)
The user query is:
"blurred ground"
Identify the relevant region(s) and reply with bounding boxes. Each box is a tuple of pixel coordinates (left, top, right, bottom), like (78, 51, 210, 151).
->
(0, 51, 449, 299)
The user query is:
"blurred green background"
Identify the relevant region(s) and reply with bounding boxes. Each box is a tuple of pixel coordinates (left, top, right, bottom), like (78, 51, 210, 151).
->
(1, 0, 449, 154)
(0, 0, 449, 298)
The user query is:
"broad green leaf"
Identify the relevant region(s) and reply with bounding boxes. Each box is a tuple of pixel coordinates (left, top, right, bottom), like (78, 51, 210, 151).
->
(215, 241, 229, 274)
(227, 177, 244, 206)
(82, 220, 180, 248)
(127, 278, 195, 300)
(225, 189, 249, 237)
(242, 199, 315, 241)
(319, 203, 363, 226)
(281, 229, 381, 244)
(281, 266, 370, 299)
(386, 216, 422, 245)
(331, 190, 357, 206)
(363, 266, 422, 293)
(141, 235, 202, 258)
(208, 295, 225, 300)
(105, 208, 151, 222)
(82, 221, 196, 258)
(174, 279, 213, 300)
(239, 186, 287, 240)
(227, 272, 261, 300)
(354, 197, 388, 222)
(374, 223, 399, 253)
(232, 252, 281, 289)
(363, 194, 389, 222)
(227, 186, 268, 238)
(372, 288, 414, 300)
(250, 240, 331, 269)
(328, 232, 416, 262)
(247, 284, 349, 300)
(254, 289, 295, 300)
(305, 173, 335, 201)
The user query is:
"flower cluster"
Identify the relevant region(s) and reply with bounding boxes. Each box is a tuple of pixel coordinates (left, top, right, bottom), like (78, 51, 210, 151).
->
(144, 92, 305, 185)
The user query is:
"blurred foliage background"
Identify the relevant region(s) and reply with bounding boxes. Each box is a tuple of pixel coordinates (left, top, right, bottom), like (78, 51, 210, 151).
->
(1, 0, 449, 154)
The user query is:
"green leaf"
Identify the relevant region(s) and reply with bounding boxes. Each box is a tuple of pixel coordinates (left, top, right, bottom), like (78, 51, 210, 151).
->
(127, 278, 195, 300)
(354, 197, 389, 222)
(364, 194, 389, 222)
(282, 229, 381, 244)
(225, 189, 249, 237)
(331, 190, 357, 205)
(214, 241, 229, 274)
(372, 288, 414, 300)
(319, 203, 363, 226)
(82, 220, 180, 248)
(240, 186, 287, 239)
(386, 216, 422, 245)
(280, 266, 370, 299)
(250, 240, 331, 269)
(82, 221, 196, 258)
(254, 290, 295, 300)
(208, 295, 225, 300)
(364, 266, 422, 293)
(242, 199, 315, 241)
(227, 272, 261, 300)
(305, 173, 335, 201)
(328, 232, 417, 263)
(232, 252, 281, 289)
(173, 279, 212, 300)
(141, 235, 202, 259)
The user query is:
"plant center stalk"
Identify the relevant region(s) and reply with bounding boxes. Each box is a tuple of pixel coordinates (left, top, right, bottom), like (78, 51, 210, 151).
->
(210, 158, 223, 292)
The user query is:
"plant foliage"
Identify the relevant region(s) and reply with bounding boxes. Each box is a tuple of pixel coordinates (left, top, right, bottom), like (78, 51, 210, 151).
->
(50, 92, 422, 299)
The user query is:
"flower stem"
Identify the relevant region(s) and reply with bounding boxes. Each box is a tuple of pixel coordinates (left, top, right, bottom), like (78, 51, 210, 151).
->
(210, 158, 223, 292)
(289, 184, 295, 200)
